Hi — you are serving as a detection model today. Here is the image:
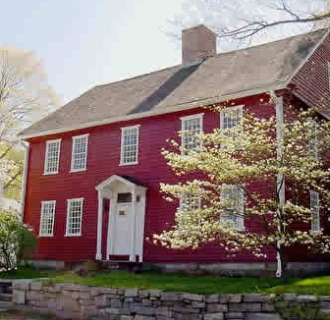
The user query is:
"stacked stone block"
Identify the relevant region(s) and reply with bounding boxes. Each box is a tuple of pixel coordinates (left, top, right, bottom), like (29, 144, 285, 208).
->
(11, 280, 330, 320)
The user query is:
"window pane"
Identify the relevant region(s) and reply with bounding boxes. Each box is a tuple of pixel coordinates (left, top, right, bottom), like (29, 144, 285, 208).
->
(308, 120, 318, 160)
(66, 199, 83, 235)
(310, 191, 320, 232)
(221, 107, 243, 141)
(220, 184, 244, 229)
(72, 135, 88, 170)
(117, 193, 132, 203)
(181, 193, 200, 212)
(45, 140, 61, 174)
(40, 201, 55, 236)
(182, 116, 202, 154)
(121, 127, 139, 164)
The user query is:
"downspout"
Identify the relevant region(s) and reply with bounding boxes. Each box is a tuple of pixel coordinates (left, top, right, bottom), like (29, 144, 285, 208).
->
(270, 90, 285, 278)
(19, 139, 30, 223)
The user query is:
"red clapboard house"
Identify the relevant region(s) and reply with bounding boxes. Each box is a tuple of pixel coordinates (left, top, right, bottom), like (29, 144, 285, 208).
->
(19, 25, 330, 273)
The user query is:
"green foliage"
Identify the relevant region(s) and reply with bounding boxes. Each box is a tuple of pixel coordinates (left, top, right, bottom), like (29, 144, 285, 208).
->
(0, 209, 36, 271)
(0, 267, 62, 279)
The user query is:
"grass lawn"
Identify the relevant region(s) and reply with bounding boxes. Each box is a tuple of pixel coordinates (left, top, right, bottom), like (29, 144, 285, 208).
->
(0, 268, 62, 280)
(49, 270, 330, 295)
(1, 267, 330, 295)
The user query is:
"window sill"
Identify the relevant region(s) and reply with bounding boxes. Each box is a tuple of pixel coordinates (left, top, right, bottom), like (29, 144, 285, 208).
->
(70, 168, 87, 173)
(64, 233, 82, 237)
(310, 230, 322, 235)
(43, 172, 59, 176)
(38, 235, 54, 238)
(119, 161, 138, 166)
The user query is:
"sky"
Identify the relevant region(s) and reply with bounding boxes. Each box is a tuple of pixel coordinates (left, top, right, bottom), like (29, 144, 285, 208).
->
(0, 0, 321, 106)
(0, 0, 184, 104)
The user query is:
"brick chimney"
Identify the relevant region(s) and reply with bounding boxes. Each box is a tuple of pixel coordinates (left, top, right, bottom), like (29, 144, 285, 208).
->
(182, 24, 217, 65)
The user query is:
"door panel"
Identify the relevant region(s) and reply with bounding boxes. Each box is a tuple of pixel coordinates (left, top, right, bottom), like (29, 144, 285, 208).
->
(113, 203, 132, 255)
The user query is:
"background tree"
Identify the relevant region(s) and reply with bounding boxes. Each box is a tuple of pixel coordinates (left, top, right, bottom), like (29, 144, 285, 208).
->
(154, 102, 330, 278)
(167, 0, 330, 50)
(0, 47, 58, 201)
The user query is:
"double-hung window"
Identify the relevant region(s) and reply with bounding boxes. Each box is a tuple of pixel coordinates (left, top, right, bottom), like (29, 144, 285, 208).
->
(120, 125, 140, 165)
(66, 198, 84, 236)
(220, 105, 244, 142)
(71, 134, 89, 172)
(310, 190, 320, 232)
(39, 200, 56, 236)
(44, 139, 61, 174)
(180, 193, 201, 212)
(308, 119, 318, 160)
(220, 184, 244, 230)
(180, 114, 203, 155)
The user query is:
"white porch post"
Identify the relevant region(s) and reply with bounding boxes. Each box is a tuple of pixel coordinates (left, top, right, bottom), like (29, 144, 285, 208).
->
(96, 190, 103, 260)
(129, 189, 137, 262)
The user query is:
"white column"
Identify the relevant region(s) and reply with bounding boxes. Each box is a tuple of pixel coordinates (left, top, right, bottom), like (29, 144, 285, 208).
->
(107, 192, 116, 259)
(20, 141, 30, 221)
(129, 189, 137, 262)
(95, 190, 103, 260)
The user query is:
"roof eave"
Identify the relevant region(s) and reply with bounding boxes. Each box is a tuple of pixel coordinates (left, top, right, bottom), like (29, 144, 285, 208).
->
(19, 83, 286, 140)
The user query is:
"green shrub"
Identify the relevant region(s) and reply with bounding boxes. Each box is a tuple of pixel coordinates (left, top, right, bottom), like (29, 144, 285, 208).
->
(0, 209, 36, 271)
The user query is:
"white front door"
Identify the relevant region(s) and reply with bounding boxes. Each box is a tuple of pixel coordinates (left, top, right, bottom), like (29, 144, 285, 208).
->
(113, 203, 133, 256)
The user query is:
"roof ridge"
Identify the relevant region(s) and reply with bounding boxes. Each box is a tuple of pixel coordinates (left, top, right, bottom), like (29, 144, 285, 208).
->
(95, 28, 328, 88)
(212, 28, 328, 58)
(19, 27, 329, 139)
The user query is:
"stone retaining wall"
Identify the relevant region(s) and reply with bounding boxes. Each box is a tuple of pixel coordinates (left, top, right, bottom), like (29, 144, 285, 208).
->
(12, 280, 330, 320)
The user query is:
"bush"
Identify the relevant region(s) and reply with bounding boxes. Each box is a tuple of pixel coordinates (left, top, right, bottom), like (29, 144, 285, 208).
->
(0, 209, 36, 271)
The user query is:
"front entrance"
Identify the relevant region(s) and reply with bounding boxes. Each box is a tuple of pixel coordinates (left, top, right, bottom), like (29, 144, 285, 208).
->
(95, 175, 147, 262)
(112, 202, 133, 256)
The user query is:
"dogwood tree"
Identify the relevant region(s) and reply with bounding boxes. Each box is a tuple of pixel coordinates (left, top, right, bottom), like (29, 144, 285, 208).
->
(154, 101, 330, 277)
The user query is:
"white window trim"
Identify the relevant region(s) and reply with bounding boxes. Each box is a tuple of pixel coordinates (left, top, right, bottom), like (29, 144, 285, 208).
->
(120, 125, 140, 166)
(180, 113, 204, 154)
(220, 184, 245, 231)
(39, 200, 56, 237)
(44, 139, 61, 175)
(220, 105, 244, 129)
(70, 134, 89, 172)
(310, 190, 321, 233)
(65, 198, 84, 237)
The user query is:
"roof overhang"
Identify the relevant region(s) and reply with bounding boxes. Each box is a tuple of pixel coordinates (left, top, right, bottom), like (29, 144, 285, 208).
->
(95, 175, 147, 192)
(19, 83, 286, 140)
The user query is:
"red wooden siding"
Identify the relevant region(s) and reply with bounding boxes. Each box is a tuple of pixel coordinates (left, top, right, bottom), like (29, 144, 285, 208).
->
(291, 32, 330, 116)
(24, 93, 279, 263)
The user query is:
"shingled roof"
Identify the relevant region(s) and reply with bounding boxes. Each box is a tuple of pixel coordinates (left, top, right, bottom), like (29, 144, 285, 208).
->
(20, 28, 328, 138)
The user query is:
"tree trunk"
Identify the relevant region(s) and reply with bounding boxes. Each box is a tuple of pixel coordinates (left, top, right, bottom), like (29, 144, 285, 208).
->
(279, 247, 288, 283)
